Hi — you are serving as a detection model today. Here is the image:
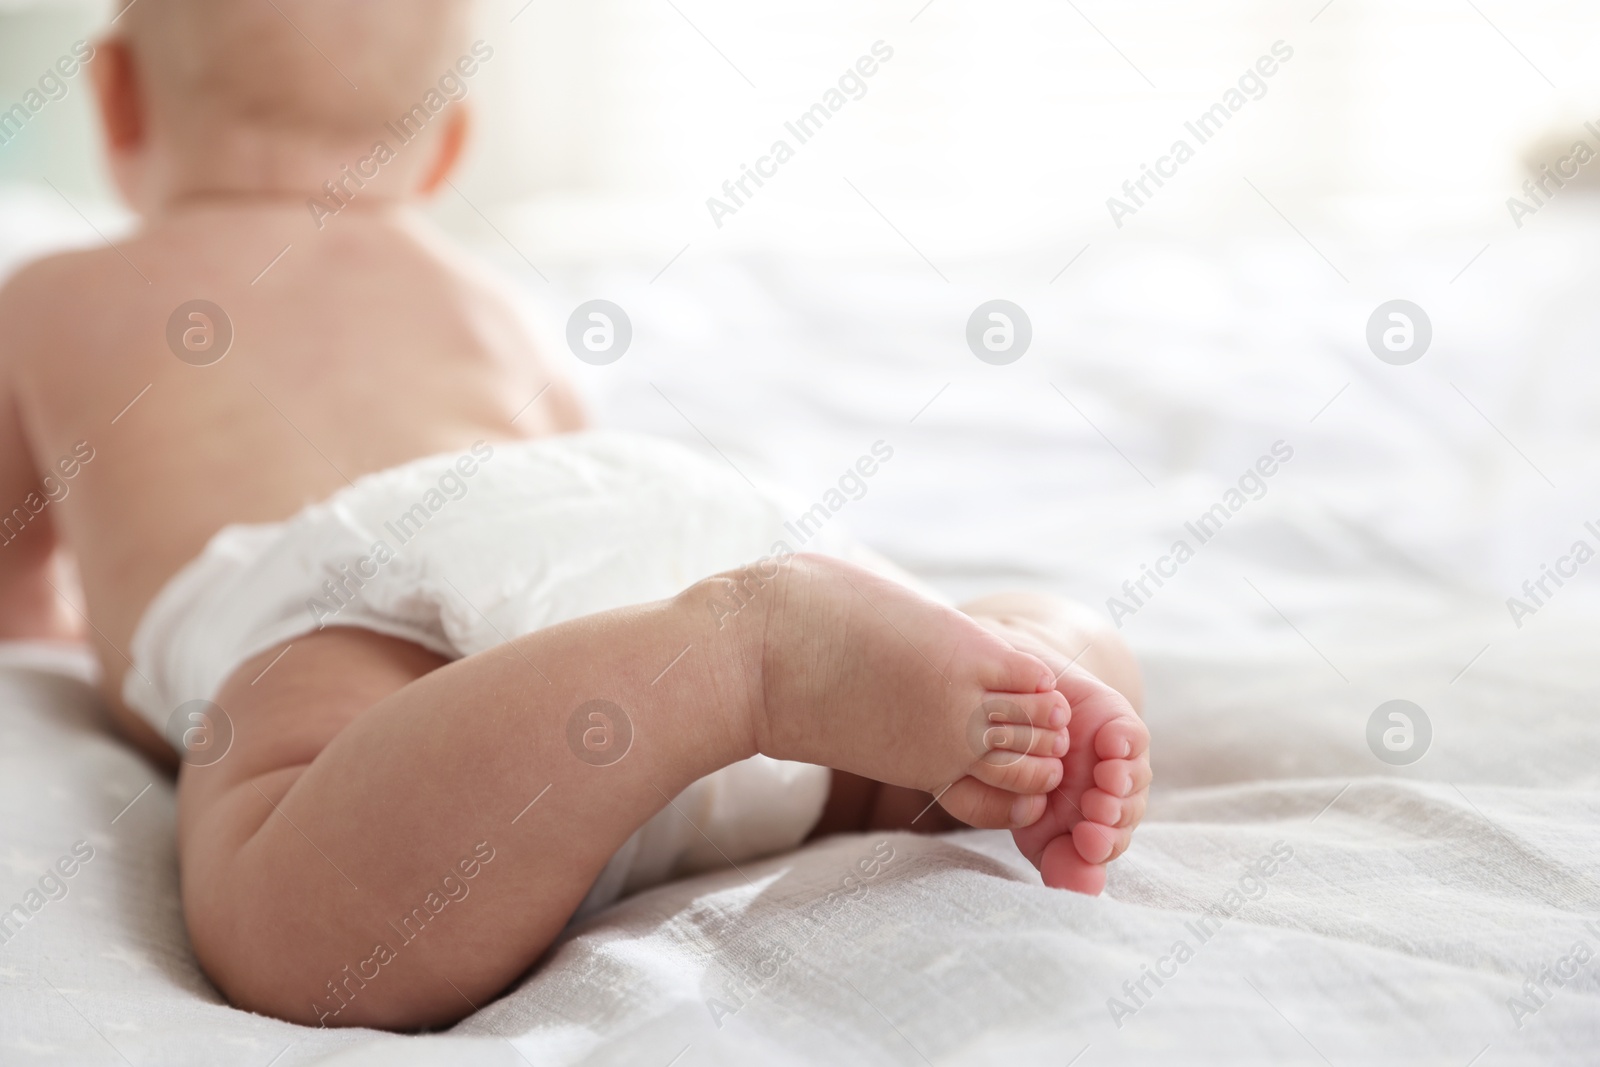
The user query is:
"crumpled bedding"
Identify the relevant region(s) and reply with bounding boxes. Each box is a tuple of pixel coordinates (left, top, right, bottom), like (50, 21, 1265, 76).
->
(3, 636, 1599, 1066)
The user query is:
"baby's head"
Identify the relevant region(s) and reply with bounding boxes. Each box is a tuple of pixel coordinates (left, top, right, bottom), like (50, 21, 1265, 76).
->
(95, 0, 479, 213)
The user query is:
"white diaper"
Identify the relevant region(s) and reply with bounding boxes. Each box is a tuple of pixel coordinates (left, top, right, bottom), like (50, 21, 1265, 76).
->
(124, 431, 852, 920)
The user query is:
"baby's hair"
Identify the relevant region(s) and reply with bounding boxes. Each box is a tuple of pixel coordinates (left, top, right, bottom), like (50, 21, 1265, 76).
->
(117, 0, 476, 149)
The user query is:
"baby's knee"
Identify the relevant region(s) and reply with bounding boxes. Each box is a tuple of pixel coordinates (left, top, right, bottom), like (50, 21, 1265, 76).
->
(183, 851, 443, 1030)
(178, 801, 367, 1026)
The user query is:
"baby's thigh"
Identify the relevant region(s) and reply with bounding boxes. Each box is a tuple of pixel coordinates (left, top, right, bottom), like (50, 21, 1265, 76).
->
(175, 629, 446, 886)
(172, 630, 449, 1011)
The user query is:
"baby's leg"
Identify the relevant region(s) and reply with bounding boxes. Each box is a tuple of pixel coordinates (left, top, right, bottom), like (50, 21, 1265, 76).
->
(180, 554, 1069, 1029)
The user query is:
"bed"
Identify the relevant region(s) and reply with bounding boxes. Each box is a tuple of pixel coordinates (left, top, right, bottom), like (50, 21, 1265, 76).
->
(3, 193, 1600, 1064)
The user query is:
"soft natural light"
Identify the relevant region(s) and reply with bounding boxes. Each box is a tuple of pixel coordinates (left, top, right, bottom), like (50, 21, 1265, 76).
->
(5, 0, 1599, 255)
(447, 0, 1600, 254)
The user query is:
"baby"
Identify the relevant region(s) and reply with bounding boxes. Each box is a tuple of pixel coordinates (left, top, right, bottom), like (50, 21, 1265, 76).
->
(0, 0, 1150, 1030)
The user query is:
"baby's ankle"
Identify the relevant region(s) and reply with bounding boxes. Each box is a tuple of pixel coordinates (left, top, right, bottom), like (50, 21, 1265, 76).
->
(672, 560, 792, 762)
(694, 553, 844, 765)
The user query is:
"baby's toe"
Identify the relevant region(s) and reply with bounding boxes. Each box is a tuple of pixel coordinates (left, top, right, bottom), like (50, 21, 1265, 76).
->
(1091, 758, 1150, 799)
(988, 690, 1070, 730)
(980, 646, 1058, 695)
(942, 777, 1046, 828)
(1095, 714, 1150, 760)
(1080, 787, 1121, 825)
(970, 751, 1063, 795)
(1081, 787, 1147, 829)
(1041, 835, 1108, 895)
(1114, 790, 1147, 830)
(974, 693, 1069, 756)
(1076, 817, 1139, 865)
(1071, 819, 1121, 865)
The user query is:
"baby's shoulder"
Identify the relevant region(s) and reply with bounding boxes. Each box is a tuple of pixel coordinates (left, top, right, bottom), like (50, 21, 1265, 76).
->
(1, 241, 130, 292)
(0, 242, 152, 368)
(0, 244, 127, 327)
(0, 251, 72, 364)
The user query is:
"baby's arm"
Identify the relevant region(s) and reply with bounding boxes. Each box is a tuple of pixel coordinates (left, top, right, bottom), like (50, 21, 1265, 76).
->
(0, 278, 81, 641)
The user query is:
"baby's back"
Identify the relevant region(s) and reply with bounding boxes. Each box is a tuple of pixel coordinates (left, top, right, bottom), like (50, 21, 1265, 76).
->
(0, 201, 578, 735)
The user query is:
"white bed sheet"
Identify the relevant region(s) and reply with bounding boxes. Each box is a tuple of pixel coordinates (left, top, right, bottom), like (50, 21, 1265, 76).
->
(3, 634, 1598, 1067)
(3, 193, 1600, 1064)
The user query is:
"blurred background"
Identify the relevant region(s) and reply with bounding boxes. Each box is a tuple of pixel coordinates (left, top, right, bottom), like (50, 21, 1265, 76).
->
(5, 0, 1600, 252)
(5, 0, 1600, 678)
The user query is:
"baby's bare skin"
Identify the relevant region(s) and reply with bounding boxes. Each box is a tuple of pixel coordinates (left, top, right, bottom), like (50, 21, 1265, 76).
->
(0, 199, 580, 758)
(0, 0, 1152, 1030)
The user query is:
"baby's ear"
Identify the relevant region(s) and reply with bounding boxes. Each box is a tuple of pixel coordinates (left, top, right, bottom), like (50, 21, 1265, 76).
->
(416, 106, 470, 196)
(89, 36, 144, 155)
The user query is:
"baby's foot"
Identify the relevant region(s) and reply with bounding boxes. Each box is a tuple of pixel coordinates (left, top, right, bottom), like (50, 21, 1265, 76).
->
(966, 616, 1151, 895)
(722, 554, 1070, 823)
(1013, 666, 1149, 894)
